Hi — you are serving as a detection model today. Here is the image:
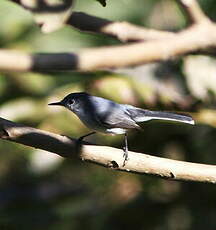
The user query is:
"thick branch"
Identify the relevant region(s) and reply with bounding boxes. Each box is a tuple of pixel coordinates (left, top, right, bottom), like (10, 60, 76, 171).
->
(1, 22, 216, 72)
(0, 117, 216, 184)
(4, 0, 215, 72)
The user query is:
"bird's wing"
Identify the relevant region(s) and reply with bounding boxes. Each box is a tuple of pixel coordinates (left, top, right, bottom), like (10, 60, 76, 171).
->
(125, 105, 194, 125)
(94, 104, 140, 130)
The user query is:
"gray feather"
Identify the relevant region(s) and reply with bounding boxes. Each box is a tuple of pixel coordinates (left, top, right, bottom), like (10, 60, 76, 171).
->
(125, 106, 194, 125)
(80, 96, 140, 130)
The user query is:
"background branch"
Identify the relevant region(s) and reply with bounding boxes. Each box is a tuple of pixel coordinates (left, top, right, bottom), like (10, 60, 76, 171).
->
(10, 0, 175, 41)
(2, 0, 215, 73)
(0, 21, 216, 72)
(177, 0, 209, 24)
(67, 12, 175, 42)
(0, 117, 216, 184)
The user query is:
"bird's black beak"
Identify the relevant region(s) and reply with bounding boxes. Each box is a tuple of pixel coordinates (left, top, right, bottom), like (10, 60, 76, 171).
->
(48, 101, 62, 106)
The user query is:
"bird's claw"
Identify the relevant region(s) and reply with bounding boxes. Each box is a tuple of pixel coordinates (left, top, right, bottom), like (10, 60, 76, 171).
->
(77, 136, 84, 143)
(77, 132, 96, 144)
(122, 148, 129, 167)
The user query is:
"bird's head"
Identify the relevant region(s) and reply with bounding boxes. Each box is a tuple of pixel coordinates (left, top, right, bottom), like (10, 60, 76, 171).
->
(48, 92, 89, 112)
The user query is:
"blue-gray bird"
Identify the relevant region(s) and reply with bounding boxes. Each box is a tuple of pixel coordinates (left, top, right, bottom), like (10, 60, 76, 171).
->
(49, 92, 194, 166)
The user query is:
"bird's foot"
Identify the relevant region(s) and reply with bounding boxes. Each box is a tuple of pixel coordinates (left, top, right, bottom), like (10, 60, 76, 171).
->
(77, 135, 85, 144)
(122, 147, 129, 167)
(77, 132, 96, 145)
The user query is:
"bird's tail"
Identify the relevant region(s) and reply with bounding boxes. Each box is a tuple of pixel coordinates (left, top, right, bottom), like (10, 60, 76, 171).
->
(126, 107, 194, 125)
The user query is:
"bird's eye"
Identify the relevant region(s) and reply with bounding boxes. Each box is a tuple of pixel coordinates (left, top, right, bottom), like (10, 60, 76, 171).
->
(68, 99, 75, 105)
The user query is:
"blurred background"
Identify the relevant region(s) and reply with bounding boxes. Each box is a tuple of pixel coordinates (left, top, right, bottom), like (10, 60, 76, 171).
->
(0, 0, 216, 229)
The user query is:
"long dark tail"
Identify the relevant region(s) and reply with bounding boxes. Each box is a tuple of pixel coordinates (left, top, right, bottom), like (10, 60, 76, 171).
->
(126, 106, 194, 125)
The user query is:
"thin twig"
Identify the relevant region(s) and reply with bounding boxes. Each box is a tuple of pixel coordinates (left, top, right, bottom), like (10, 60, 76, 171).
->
(0, 117, 216, 184)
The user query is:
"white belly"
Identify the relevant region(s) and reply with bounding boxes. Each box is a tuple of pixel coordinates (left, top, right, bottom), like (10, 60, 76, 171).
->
(106, 128, 126, 135)
(75, 112, 126, 135)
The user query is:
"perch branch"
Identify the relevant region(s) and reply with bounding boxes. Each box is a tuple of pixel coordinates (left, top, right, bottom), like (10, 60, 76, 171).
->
(0, 117, 216, 184)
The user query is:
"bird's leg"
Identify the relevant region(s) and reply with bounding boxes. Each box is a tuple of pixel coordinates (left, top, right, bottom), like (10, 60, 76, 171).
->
(123, 133, 129, 166)
(77, 132, 96, 142)
(76, 132, 96, 152)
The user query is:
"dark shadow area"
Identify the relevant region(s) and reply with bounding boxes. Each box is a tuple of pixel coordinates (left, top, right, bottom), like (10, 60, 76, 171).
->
(31, 53, 79, 72)
(67, 12, 111, 33)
